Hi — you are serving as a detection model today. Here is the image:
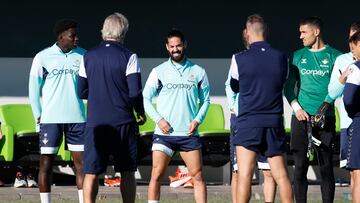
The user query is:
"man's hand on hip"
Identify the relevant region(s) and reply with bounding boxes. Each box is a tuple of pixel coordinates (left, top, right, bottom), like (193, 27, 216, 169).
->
(158, 119, 173, 134)
(188, 120, 199, 136)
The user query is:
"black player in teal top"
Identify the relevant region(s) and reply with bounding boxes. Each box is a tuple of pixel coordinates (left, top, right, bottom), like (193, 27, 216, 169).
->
(29, 19, 86, 203)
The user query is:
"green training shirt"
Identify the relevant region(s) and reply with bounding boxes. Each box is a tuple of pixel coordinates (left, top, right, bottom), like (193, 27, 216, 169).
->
(284, 45, 342, 116)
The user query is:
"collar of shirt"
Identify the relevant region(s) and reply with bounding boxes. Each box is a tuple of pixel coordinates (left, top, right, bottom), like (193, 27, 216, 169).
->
(308, 44, 328, 52)
(168, 57, 190, 70)
(101, 40, 122, 47)
(52, 42, 76, 55)
(249, 41, 270, 49)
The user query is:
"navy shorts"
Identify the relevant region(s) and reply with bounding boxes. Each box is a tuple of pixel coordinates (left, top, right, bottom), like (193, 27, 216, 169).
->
(340, 128, 349, 168)
(257, 155, 270, 170)
(152, 134, 202, 157)
(83, 123, 137, 175)
(346, 118, 360, 170)
(230, 114, 238, 171)
(40, 123, 85, 154)
(233, 126, 286, 157)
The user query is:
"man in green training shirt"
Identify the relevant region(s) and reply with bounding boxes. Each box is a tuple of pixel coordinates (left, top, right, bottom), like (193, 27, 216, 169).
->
(284, 16, 342, 203)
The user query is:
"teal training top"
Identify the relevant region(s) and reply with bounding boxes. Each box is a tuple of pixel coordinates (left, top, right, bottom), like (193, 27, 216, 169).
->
(143, 58, 210, 136)
(29, 43, 86, 124)
(284, 45, 342, 116)
(328, 52, 354, 128)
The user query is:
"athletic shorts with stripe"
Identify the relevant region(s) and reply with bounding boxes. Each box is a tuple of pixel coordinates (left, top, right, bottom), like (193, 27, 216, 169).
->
(152, 134, 202, 157)
(40, 123, 85, 154)
(340, 129, 349, 168)
(346, 117, 360, 170)
(230, 114, 238, 171)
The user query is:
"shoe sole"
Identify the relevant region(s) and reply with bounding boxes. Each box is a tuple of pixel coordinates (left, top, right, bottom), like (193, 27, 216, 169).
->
(170, 176, 191, 188)
(14, 185, 27, 188)
(104, 182, 120, 187)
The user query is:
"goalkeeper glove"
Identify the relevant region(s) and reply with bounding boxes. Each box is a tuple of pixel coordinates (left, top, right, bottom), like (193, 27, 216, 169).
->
(313, 102, 330, 129)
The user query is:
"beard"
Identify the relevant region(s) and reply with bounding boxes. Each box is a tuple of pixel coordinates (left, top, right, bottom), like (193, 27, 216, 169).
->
(303, 37, 317, 48)
(169, 50, 185, 62)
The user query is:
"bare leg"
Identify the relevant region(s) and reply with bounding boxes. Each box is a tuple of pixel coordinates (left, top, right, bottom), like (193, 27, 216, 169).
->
(38, 154, 55, 193)
(231, 171, 238, 203)
(71, 151, 84, 190)
(267, 155, 293, 203)
(262, 170, 276, 202)
(83, 174, 98, 203)
(236, 146, 257, 203)
(180, 150, 207, 203)
(352, 170, 360, 203)
(351, 171, 354, 192)
(148, 151, 171, 201)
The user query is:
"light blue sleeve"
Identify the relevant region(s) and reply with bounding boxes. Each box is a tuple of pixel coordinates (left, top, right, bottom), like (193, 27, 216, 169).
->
(28, 54, 43, 121)
(194, 70, 210, 124)
(143, 68, 163, 123)
(328, 57, 345, 100)
(225, 59, 237, 111)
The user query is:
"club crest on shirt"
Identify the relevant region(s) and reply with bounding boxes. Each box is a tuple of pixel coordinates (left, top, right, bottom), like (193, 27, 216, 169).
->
(187, 74, 196, 83)
(72, 59, 81, 68)
(74, 59, 81, 66)
(349, 66, 354, 74)
(320, 58, 330, 68)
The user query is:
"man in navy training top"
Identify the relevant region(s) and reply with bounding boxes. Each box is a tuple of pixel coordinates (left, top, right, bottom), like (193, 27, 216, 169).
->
(143, 29, 210, 203)
(29, 19, 86, 203)
(344, 31, 360, 203)
(225, 29, 277, 203)
(328, 21, 360, 188)
(230, 14, 293, 203)
(78, 13, 146, 203)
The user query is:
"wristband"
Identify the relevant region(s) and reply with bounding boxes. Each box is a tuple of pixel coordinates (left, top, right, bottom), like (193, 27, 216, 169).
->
(291, 101, 302, 113)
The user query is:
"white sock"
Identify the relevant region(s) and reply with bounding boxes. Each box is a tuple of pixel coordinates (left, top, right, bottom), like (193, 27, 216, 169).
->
(78, 190, 84, 203)
(40, 192, 51, 203)
(148, 200, 160, 203)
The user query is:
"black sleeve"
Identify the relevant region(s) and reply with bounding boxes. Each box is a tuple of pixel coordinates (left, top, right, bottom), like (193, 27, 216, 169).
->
(230, 77, 239, 93)
(77, 76, 89, 99)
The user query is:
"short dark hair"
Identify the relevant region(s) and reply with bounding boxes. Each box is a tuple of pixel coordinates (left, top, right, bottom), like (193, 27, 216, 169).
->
(246, 14, 268, 39)
(349, 31, 360, 44)
(351, 21, 360, 33)
(166, 28, 186, 44)
(53, 19, 78, 37)
(299, 16, 323, 30)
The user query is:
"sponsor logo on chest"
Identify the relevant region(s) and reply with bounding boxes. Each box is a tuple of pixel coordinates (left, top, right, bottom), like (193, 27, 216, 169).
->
(299, 57, 330, 76)
(164, 83, 196, 90)
(300, 69, 329, 76)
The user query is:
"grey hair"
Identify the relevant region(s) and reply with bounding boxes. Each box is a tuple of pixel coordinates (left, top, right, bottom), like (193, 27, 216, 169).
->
(101, 12, 129, 42)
